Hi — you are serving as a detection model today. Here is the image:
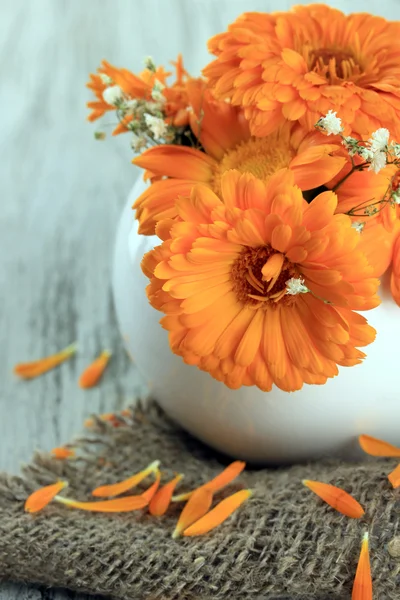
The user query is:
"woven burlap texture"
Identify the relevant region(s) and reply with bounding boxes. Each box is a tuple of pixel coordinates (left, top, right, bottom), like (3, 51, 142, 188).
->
(0, 402, 399, 600)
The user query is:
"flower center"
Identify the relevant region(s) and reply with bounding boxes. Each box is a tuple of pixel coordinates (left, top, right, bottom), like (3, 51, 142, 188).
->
(309, 47, 363, 83)
(231, 246, 298, 307)
(213, 135, 293, 195)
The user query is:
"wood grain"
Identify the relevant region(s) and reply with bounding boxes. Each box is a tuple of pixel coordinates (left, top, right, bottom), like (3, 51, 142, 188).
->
(1, 0, 399, 598)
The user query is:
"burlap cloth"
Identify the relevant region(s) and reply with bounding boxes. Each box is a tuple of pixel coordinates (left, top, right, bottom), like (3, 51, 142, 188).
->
(0, 402, 399, 600)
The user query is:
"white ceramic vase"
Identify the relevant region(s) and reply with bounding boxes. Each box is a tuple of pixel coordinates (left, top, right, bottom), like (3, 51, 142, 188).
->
(112, 177, 400, 464)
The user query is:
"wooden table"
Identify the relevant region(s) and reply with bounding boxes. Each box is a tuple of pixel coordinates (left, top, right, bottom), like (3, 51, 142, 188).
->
(1, 0, 398, 597)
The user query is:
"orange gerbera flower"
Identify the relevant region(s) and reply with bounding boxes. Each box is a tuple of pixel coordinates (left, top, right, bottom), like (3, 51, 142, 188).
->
(87, 55, 192, 134)
(133, 82, 345, 235)
(141, 169, 379, 392)
(204, 5, 400, 138)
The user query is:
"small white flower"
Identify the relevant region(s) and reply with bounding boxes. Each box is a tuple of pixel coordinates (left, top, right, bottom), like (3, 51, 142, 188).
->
(99, 73, 113, 85)
(151, 80, 165, 103)
(342, 136, 359, 156)
(130, 134, 147, 152)
(317, 110, 343, 136)
(392, 190, 400, 205)
(358, 146, 373, 161)
(144, 113, 167, 140)
(144, 56, 156, 72)
(389, 142, 400, 157)
(368, 151, 387, 174)
(102, 85, 124, 106)
(351, 221, 365, 233)
(368, 128, 390, 153)
(285, 277, 309, 296)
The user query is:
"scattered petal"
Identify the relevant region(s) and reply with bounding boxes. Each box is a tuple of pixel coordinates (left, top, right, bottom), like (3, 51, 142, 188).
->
(51, 447, 75, 460)
(14, 343, 77, 380)
(172, 461, 245, 501)
(54, 494, 148, 512)
(149, 474, 184, 516)
(172, 487, 213, 539)
(183, 489, 252, 537)
(92, 460, 160, 497)
(25, 481, 68, 513)
(84, 412, 123, 428)
(141, 469, 161, 503)
(352, 532, 372, 600)
(303, 480, 364, 518)
(79, 350, 111, 389)
(388, 464, 400, 489)
(359, 434, 400, 457)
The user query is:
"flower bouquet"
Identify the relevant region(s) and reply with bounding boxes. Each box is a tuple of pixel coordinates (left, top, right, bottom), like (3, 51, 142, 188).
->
(87, 4, 400, 463)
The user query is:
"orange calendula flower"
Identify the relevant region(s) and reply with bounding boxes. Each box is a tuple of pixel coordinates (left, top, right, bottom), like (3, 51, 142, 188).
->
(390, 231, 400, 306)
(51, 447, 75, 460)
(303, 480, 364, 518)
(388, 464, 400, 489)
(92, 460, 160, 497)
(87, 55, 193, 134)
(204, 5, 400, 139)
(142, 169, 379, 392)
(14, 342, 77, 380)
(352, 533, 372, 600)
(79, 350, 111, 389)
(133, 81, 345, 235)
(183, 489, 252, 537)
(149, 474, 184, 516)
(173, 461, 245, 502)
(172, 487, 213, 539)
(25, 481, 68, 513)
(358, 434, 400, 457)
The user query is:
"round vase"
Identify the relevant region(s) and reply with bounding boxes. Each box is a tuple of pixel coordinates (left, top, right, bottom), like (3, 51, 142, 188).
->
(112, 177, 400, 464)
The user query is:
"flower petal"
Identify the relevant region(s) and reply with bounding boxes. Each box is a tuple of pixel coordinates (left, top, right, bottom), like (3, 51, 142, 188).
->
(14, 343, 77, 380)
(149, 474, 184, 516)
(173, 461, 246, 502)
(183, 489, 252, 536)
(352, 533, 372, 600)
(92, 460, 160, 497)
(172, 487, 213, 538)
(358, 434, 400, 457)
(25, 481, 68, 513)
(388, 464, 400, 489)
(303, 480, 364, 518)
(79, 350, 111, 389)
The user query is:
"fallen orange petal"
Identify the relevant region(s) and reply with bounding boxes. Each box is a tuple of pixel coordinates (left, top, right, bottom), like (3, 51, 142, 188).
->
(79, 350, 111, 389)
(359, 434, 400, 457)
(51, 447, 75, 460)
(84, 412, 122, 428)
(172, 461, 246, 501)
(25, 481, 68, 513)
(141, 469, 161, 503)
(183, 489, 252, 537)
(352, 532, 372, 600)
(388, 464, 400, 489)
(14, 343, 77, 380)
(149, 474, 183, 516)
(172, 487, 213, 539)
(92, 460, 160, 497)
(303, 480, 364, 518)
(54, 494, 148, 512)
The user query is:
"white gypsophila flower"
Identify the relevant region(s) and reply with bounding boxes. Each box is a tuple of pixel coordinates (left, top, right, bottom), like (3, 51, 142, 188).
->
(342, 136, 359, 156)
(358, 146, 373, 161)
(144, 56, 156, 72)
(368, 128, 390, 153)
(351, 221, 365, 233)
(392, 191, 400, 205)
(124, 99, 138, 111)
(144, 113, 167, 140)
(318, 110, 343, 135)
(102, 85, 124, 106)
(100, 73, 113, 85)
(368, 151, 387, 174)
(130, 134, 147, 152)
(285, 277, 309, 296)
(151, 80, 166, 103)
(389, 142, 400, 157)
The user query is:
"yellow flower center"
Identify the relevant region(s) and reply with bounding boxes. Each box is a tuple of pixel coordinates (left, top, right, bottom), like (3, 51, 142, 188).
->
(308, 47, 363, 84)
(231, 246, 298, 308)
(213, 135, 293, 195)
